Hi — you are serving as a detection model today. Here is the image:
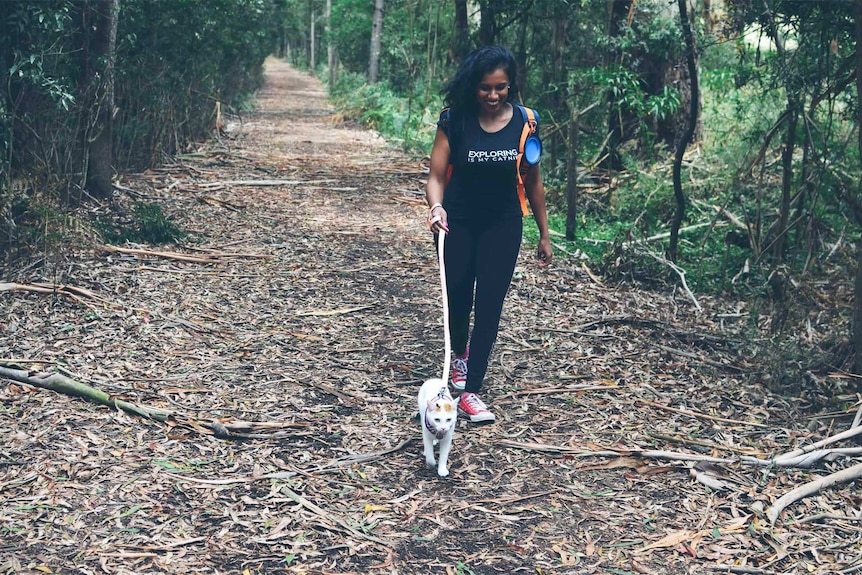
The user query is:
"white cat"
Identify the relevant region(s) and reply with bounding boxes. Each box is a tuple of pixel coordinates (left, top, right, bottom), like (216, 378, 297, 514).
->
(417, 378, 457, 477)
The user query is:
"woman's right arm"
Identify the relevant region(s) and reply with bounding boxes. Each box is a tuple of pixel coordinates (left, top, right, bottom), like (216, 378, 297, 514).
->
(425, 127, 450, 233)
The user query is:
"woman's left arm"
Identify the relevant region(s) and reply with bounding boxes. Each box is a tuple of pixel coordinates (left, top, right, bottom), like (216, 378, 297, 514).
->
(524, 165, 553, 266)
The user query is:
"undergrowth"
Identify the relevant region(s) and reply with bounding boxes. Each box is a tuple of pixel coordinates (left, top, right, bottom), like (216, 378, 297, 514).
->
(96, 202, 185, 245)
(328, 71, 440, 156)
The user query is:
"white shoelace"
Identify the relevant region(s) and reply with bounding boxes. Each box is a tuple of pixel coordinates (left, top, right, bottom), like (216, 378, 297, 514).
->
(452, 357, 467, 376)
(462, 393, 488, 412)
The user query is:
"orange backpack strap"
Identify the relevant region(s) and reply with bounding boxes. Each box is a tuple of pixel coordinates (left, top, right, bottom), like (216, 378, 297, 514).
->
(515, 106, 539, 217)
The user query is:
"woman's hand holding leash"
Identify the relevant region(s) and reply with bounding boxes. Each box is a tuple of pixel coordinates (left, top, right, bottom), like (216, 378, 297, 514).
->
(427, 204, 449, 234)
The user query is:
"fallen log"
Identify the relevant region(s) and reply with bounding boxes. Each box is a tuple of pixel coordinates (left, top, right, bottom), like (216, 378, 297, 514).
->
(0, 364, 306, 440)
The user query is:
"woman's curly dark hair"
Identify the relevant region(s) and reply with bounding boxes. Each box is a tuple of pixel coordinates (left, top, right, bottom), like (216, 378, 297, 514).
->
(443, 46, 520, 113)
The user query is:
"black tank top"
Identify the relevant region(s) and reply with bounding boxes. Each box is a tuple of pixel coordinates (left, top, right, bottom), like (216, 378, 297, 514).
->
(439, 107, 525, 222)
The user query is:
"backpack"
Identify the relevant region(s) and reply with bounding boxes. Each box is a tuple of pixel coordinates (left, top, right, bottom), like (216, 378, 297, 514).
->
(441, 105, 541, 217)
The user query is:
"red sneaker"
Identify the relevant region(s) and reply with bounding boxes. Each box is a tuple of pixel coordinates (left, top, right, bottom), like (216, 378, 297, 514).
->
(450, 349, 468, 391)
(458, 392, 495, 423)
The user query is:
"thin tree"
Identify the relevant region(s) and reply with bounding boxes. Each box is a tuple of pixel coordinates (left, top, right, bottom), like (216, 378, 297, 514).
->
(369, 0, 384, 83)
(326, 0, 338, 87)
(478, 0, 496, 45)
(600, 0, 632, 171)
(668, 0, 698, 262)
(853, 0, 862, 378)
(425, 0, 442, 106)
(565, 94, 580, 241)
(762, 0, 797, 265)
(310, 9, 316, 71)
(81, 0, 119, 202)
(452, 0, 469, 64)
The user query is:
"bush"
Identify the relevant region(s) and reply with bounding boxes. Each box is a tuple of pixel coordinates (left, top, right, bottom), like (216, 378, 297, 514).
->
(96, 202, 185, 245)
(330, 71, 441, 155)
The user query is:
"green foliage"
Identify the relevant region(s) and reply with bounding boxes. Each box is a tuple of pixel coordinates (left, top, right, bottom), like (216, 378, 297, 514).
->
(115, 0, 282, 168)
(0, 0, 77, 184)
(96, 202, 185, 245)
(329, 0, 372, 73)
(330, 71, 441, 154)
(592, 67, 682, 123)
(1, 0, 284, 272)
(453, 562, 476, 575)
(614, 9, 683, 58)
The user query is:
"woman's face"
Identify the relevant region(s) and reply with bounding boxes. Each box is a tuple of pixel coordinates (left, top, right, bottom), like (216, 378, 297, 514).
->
(475, 68, 510, 114)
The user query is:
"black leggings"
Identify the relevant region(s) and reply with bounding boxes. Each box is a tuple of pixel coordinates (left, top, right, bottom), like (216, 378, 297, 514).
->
(439, 216, 522, 393)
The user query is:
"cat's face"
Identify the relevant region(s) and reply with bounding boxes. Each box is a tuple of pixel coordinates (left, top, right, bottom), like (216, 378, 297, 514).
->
(426, 400, 456, 436)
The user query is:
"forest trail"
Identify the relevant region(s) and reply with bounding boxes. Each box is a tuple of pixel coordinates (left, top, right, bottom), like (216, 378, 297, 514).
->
(1, 59, 858, 575)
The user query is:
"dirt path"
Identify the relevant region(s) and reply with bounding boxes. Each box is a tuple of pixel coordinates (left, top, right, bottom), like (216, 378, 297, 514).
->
(1, 59, 859, 575)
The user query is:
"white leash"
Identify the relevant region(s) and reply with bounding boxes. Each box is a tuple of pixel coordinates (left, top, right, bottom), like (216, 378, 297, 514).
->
(437, 230, 451, 384)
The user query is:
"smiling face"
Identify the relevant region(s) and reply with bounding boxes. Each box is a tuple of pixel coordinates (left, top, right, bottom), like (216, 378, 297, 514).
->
(475, 68, 510, 115)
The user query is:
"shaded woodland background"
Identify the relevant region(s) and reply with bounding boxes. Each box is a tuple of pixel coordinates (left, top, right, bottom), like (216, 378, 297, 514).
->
(3, 1, 862, 407)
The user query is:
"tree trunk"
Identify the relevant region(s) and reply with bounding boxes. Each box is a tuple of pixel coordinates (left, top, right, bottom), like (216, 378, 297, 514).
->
(368, 0, 384, 83)
(549, 7, 568, 167)
(452, 0, 469, 64)
(773, 105, 797, 263)
(327, 0, 338, 87)
(478, 0, 496, 45)
(656, 46, 702, 150)
(515, 8, 528, 100)
(763, 0, 797, 265)
(566, 96, 580, 241)
(310, 9, 316, 71)
(82, 0, 119, 202)
(601, 0, 632, 171)
(853, 0, 862, 378)
(426, 0, 442, 105)
(669, 0, 698, 262)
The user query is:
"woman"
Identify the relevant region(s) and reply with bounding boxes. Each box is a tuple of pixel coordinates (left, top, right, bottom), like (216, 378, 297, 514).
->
(425, 45, 552, 423)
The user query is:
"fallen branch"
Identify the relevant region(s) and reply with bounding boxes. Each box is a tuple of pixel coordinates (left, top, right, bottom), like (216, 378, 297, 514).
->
(159, 438, 414, 487)
(196, 179, 336, 187)
(691, 199, 749, 232)
(772, 447, 862, 469)
(0, 364, 171, 420)
(296, 305, 374, 317)
(162, 470, 298, 486)
(643, 249, 702, 311)
(774, 425, 862, 466)
(656, 343, 743, 372)
(650, 432, 765, 456)
(498, 383, 619, 399)
(766, 461, 862, 524)
(0, 364, 306, 440)
(308, 437, 415, 472)
(102, 244, 221, 263)
(197, 195, 242, 211)
(497, 440, 737, 464)
(0, 282, 110, 306)
(636, 399, 769, 428)
(101, 244, 269, 263)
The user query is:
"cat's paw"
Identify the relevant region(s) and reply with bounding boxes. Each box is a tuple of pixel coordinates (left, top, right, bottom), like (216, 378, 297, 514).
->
(437, 467, 449, 477)
(425, 458, 436, 468)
